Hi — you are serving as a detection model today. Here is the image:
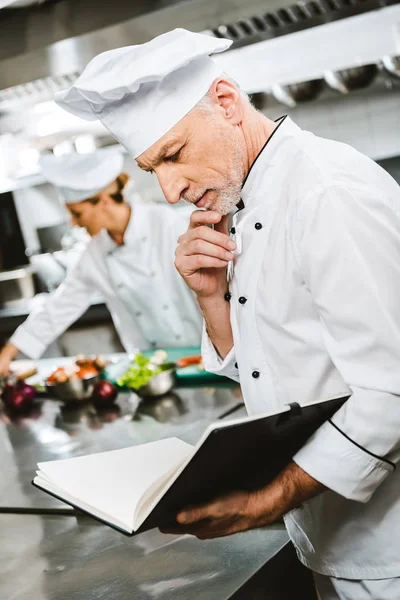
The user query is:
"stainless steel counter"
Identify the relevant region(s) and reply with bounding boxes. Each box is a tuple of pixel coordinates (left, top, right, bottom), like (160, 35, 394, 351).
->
(0, 513, 288, 600)
(0, 385, 243, 510)
(0, 358, 312, 599)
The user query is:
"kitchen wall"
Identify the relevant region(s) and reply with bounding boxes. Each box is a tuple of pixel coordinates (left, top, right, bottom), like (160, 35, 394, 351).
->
(261, 84, 400, 164)
(13, 182, 66, 255)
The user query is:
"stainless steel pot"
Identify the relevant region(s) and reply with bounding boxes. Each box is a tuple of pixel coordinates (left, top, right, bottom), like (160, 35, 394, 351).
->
(271, 79, 324, 107)
(380, 55, 400, 80)
(324, 64, 378, 94)
(0, 266, 36, 308)
(135, 366, 176, 398)
(46, 373, 100, 403)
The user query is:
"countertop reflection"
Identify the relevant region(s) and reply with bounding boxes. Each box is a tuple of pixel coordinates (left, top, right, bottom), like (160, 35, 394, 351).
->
(0, 384, 243, 510)
(0, 364, 292, 600)
(0, 512, 288, 600)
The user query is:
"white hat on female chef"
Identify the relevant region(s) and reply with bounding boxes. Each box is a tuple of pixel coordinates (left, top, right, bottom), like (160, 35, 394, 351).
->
(39, 148, 124, 203)
(54, 29, 232, 158)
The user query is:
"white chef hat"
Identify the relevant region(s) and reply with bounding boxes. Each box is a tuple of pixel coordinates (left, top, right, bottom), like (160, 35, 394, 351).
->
(55, 29, 232, 159)
(39, 147, 124, 203)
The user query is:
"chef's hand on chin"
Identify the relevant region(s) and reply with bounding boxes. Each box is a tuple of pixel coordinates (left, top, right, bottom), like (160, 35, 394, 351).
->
(159, 462, 326, 540)
(174, 209, 235, 299)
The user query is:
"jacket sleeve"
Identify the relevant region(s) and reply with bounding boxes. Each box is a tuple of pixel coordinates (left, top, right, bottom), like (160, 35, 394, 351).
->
(201, 322, 240, 383)
(10, 258, 96, 359)
(292, 184, 400, 503)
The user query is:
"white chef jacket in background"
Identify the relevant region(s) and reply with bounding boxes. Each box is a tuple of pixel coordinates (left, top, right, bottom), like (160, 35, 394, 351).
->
(12, 202, 202, 358)
(202, 117, 400, 579)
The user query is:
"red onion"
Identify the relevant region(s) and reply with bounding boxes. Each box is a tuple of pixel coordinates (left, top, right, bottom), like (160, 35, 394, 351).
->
(92, 380, 118, 406)
(2, 381, 36, 411)
(17, 381, 37, 402)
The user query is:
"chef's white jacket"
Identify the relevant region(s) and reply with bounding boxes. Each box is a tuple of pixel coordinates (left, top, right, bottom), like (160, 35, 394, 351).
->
(202, 116, 400, 579)
(12, 203, 202, 357)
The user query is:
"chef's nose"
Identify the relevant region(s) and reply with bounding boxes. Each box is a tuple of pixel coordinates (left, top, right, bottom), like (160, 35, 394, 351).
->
(157, 167, 188, 205)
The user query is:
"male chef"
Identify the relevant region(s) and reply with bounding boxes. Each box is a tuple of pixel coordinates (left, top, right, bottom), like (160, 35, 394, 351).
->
(0, 147, 202, 375)
(55, 29, 400, 599)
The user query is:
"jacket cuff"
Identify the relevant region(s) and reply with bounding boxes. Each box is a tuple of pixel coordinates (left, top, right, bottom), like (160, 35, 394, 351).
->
(201, 322, 239, 382)
(293, 419, 395, 503)
(10, 327, 46, 360)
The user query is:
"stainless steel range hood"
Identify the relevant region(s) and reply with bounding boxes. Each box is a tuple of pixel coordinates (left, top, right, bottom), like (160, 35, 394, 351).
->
(0, 0, 293, 91)
(1, 0, 397, 97)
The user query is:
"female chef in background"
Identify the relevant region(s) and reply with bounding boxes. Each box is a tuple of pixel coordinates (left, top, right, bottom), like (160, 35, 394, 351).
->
(0, 148, 202, 375)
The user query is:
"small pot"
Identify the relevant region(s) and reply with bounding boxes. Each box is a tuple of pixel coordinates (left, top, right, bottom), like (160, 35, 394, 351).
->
(135, 366, 176, 398)
(46, 373, 100, 403)
(324, 64, 378, 94)
(271, 79, 324, 107)
(380, 55, 400, 80)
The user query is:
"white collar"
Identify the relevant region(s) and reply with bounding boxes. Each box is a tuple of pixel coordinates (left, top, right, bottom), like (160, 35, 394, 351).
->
(240, 116, 302, 209)
(98, 201, 148, 255)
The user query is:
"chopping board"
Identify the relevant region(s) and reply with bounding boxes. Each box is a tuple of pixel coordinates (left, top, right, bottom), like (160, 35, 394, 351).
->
(103, 346, 230, 388)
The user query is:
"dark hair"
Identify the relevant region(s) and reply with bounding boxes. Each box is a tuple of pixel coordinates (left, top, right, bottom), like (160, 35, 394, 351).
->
(110, 173, 130, 204)
(85, 172, 130, 205)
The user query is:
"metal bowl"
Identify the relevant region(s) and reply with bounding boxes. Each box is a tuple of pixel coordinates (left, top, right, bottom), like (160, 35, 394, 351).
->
(139, 392, 186, 422)
(45, 373, 100, 403)
(135, 366, 176, 398)
(380, 55, 400, 80)
(271, 79, 324, 107)
(324, 64, 378, 94)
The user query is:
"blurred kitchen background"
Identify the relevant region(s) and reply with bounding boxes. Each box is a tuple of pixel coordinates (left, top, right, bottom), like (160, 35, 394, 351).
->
(0, 0, 399, 357)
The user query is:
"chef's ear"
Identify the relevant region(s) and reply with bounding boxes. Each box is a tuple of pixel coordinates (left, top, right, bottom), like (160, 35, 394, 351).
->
(209, 78, 244, 125)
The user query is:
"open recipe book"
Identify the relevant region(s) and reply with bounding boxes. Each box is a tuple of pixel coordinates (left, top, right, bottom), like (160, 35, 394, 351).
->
(33, 395, 349, 536)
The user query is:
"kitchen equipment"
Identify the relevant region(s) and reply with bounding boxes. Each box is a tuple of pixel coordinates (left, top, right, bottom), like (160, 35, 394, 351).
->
(324, 64, 378, 94)
(0, 265, 36, 308)
(104, 347, 229, 388)
(46, 372, 100, 403)
(135, 365, 176, 398)
(271, 79, 324, 107)
(380, 55, 400, 80)
(36, 222, 68, 254)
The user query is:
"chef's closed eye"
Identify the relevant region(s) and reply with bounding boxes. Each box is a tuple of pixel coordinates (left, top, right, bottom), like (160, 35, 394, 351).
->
(165, 149, 182, 163)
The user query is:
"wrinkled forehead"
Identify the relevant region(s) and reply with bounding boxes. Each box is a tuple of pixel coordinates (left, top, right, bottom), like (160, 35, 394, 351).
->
(136, 110, 197, 168)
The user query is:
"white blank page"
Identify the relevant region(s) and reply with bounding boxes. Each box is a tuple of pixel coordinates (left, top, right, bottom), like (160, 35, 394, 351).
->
(37, 438, 193, 532)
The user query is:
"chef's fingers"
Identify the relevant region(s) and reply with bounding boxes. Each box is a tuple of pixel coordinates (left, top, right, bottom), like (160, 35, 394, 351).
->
(177, 503, 217, 525)
(214, 214, 230, 236)
(175, 255, 229, 273)
(188, 210, 223, 230)
(178, 239, 235, 262)
(179, 226, 235, 251)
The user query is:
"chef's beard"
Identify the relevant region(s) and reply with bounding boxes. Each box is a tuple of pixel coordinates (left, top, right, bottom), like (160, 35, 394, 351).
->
(183, 146, 244, 216)
(213, 178, 242, 215)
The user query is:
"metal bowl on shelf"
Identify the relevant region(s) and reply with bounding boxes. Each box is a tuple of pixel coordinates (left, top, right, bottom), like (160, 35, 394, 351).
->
(135, 365, 176, 399)
(380, 55, 400, 80)
(324, 64, 378, 94)
(271, 79, 324, 107)
(46, 373, 100, 403)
